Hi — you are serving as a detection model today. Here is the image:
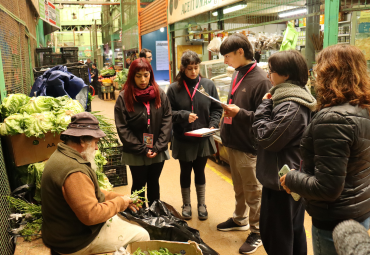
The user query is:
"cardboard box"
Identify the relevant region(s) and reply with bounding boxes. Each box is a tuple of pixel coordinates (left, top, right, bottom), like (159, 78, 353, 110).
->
(127, 241, 203, 255)
(5, 132, 61, 166)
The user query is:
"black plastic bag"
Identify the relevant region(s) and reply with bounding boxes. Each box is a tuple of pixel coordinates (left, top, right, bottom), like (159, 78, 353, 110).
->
(120, 200, 219, 255)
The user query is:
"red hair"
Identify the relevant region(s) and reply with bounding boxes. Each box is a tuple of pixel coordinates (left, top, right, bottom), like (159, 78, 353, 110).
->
(122, 58, 161, 112)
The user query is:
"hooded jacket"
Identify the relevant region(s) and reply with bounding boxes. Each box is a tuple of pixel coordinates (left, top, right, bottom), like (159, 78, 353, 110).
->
(252, 82, 316, 191)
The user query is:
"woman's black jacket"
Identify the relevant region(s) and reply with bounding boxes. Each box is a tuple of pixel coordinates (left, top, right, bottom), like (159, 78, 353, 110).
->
(286, 103, 370, 223)
(114, 88, 172, 155)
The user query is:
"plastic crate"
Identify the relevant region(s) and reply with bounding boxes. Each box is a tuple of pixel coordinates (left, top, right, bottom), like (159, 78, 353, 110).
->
(101, 86, 113, 93)
(101, 144, 123, 166)
(64, 56, 79, 64)
(36, 47, 53, 67)
(103, 165, 128, 187)
(49, 53, 64, 65)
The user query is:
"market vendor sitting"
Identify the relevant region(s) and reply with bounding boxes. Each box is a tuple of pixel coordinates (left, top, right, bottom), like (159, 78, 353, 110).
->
(41, 112, 150, 255)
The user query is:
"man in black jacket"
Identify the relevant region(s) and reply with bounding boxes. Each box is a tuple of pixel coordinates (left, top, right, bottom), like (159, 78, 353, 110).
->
(217, 34, 272, 254)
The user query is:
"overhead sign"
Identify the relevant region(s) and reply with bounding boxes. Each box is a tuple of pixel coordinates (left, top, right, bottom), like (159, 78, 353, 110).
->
(39, 0, 61, 29)
(168, 0, 241, 24)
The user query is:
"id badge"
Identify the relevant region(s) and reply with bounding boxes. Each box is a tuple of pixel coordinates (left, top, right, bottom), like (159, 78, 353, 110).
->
(224, 117, 233, 124)
(143, 133, 154, 148)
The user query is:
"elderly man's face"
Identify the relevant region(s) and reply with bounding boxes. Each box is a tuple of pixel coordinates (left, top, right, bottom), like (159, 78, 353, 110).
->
(80, 138, 100, 170)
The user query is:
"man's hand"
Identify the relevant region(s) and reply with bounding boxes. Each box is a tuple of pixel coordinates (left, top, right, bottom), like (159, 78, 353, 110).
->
(210, 127, 215, 130)
(263, 93, 272, 100)
(146, 149, 157, 158)
(222, 104, 240, 118)
(280, 174, 291, 194)
(189, 113, 198, 123)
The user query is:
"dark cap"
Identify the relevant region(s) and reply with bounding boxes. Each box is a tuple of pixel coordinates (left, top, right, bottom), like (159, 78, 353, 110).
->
(61, 112, 106, 138)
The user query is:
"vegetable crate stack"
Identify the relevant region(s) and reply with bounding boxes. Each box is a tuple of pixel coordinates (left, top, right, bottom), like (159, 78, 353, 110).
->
(94, 112, 128, 187)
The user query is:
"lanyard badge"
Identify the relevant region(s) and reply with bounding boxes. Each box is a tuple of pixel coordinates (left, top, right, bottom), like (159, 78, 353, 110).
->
(183, 77, 201, 113)
(225, 63, 257, 125)
(142, 101, 153, 148)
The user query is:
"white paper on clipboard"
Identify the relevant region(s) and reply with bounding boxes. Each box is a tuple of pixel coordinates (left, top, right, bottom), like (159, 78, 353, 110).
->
(196, 89, 228, 107)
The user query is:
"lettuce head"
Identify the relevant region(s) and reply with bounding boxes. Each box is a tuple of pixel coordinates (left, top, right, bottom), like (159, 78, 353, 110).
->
(23, 112, 56, 138)
(53, 110, 76, 133)
(53, 95, 71, 111)
(62, 99, 85, 113)
(20, 96, 56, 114)
(1, 94, 30, 117)
(0, 114, 24, 136)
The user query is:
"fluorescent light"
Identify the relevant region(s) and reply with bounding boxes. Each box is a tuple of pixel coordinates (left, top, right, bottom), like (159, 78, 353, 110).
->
(160, 27, 164, 32)
(278, 8, 307, 18)
(212, 4, 247, 16)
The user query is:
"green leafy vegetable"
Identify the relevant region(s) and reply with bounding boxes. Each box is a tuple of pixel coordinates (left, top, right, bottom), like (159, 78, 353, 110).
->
(23, 112, 56, 138)
(94, 150, 113, 191)
(88, 92, 94, 106)
(0, 114, 24, 136)
(133, 247, 181, 255)
(0, 94, 30, 117)
(20, 96, 56, 114)
(8, 196, 42, 241)
(18, 162, 46, 202)
(53, 110, 76, 134)
(130, 187, 148, 207)
(114, 68, 129, 87)
(61, 99, 85, 113)
(53, 95, 71, 111)
(100, 69, 116, 76)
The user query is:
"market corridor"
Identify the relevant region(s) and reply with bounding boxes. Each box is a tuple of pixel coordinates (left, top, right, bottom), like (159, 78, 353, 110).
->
(92, 97, 315, 255)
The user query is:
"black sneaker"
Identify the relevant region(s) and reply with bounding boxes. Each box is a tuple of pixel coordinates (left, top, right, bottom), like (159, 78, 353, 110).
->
(239, 232, 262, 254)
(217, 218, 250, 231)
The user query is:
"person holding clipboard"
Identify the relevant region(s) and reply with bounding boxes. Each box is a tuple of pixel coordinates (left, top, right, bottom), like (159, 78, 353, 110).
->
(217, 34, 272, 254)
(114, 58, 172, 207)
(166, 50, 222, 220)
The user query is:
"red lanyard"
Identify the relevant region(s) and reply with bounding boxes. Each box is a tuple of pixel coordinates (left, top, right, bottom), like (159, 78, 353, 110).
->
(183, 77, 201, 113)
(143, 101, 150, 128)
(229, 63, 257, 104)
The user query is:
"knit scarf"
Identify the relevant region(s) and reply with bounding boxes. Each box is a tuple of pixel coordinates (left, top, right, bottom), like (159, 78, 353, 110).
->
(270, 81, 317, 111)
(134, 85, 156, 102)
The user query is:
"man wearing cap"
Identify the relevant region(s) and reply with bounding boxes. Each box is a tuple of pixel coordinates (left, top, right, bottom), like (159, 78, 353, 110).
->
(41, 112, 150, 255)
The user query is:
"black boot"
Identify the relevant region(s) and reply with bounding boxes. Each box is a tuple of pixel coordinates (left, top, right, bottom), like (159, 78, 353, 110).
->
(181, 188, 192, 220)
(196, 184, 208, 220)
(181, 204, 192, 220)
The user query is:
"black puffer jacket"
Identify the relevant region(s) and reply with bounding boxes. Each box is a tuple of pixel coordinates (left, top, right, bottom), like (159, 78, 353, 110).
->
(286, 103, 370, 224)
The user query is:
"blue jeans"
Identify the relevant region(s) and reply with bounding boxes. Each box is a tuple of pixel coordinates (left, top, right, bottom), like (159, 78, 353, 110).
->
(312, 217, 370, 255)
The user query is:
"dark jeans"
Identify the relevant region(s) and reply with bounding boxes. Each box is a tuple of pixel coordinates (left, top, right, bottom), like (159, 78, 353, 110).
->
(260, 187, 307, 255)
(179, 156, 208, 188)
(129, 162, 164, 206)
(312, 217, 370, 255)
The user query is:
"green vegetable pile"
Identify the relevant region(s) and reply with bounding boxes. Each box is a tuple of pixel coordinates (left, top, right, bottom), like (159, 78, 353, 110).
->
(114, 68, 129, 90)
(8, 196, 42, 241)
(133, 247, 181, 255)
(100, 69, 116, 76)
(0, 95, 85, 138)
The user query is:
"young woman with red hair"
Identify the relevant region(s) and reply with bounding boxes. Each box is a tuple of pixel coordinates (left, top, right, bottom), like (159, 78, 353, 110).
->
(114, 58, 172, 206)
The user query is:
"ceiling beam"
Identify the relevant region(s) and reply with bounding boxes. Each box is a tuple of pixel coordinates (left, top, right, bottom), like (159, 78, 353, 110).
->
(52, 1, 120, 5)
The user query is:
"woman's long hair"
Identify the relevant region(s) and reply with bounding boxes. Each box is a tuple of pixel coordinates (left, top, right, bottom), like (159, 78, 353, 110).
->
(175, 50, 202, 87)
(315, 45, 370, 111)
(122, 58, 161, 112)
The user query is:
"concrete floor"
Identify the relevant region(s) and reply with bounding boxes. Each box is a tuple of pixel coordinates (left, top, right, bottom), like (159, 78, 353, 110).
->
(92, 97, 314, 255)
